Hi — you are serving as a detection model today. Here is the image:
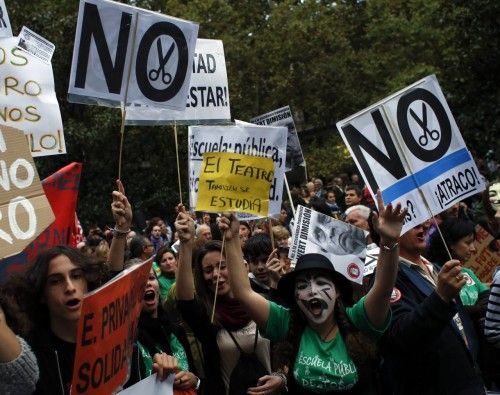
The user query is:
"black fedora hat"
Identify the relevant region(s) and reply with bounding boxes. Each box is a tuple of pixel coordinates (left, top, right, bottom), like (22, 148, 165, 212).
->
(277, 253, 353, 304)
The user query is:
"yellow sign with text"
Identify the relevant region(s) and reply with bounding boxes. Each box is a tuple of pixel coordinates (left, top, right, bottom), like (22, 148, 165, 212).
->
(196, 152, 274, 217)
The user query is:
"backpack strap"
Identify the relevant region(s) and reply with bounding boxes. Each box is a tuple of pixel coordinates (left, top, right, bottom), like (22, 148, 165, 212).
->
(226, 326, 260, 354)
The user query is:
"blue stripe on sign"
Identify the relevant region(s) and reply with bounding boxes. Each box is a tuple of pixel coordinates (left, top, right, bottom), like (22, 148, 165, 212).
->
(382, 148, 472, 202)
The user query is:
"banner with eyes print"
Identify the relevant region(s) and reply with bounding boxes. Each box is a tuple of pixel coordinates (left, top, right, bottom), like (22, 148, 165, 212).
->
(289, 205, 368, 284)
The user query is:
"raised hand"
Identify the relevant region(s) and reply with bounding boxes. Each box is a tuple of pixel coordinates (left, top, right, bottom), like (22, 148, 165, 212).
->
(218, 212, 240, 241)
(372, 190, 407, 245)
(174, 204, 195, 243)
(266, 249, 284, 287)
(111, 179, 132, 230)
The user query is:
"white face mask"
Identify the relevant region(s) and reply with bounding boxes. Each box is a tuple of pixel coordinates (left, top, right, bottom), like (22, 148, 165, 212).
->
(294, 271, 337, 324)
(489, 183, 500, 211)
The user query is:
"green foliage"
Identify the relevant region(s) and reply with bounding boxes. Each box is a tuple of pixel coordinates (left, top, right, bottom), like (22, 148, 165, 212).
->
(4, 0, 499, 228)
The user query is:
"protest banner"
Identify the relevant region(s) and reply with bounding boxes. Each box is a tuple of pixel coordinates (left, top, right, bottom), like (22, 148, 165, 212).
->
(0, 36, 65, 156)
(17, 26, 55, 64)
(0, 0, 12, 38)
(68, 0, 198, 111)
(464, 225, 500, 283)
(196, 152, 274, 217)
(337, 75, 485, 234)
(119, 373, 174, 395)
(188, 124, 287, 220)
(0, 126, 54, 259)
(126, 39, 230, 125)
(289, 205, 367, 284)
(71, 259, 152, 395)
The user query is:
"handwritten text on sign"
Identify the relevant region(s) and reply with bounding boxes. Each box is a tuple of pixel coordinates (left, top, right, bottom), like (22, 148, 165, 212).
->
(0, 126, 54, 259)
(337, 75, 485, 234)
(0, 37, 65, 156)
(196, 152, 274, 217)
(71, 260, 152, 395)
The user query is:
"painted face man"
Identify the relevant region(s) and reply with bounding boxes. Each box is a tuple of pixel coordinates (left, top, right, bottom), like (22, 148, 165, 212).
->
(295, 271, 337, 324)
(489, 182, 500, 211)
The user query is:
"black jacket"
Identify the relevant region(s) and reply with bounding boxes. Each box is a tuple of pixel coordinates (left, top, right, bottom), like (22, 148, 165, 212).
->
(380, 261, 485, 395)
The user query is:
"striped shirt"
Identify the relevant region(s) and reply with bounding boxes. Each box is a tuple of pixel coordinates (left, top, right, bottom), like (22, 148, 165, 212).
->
(485, 270, 500, 347)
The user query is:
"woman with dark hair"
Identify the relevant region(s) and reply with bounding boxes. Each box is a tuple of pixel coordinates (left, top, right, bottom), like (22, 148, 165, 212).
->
(218, 192, 406, 394)
(175, 205, 285, 395)
(427, 217, 489, 312)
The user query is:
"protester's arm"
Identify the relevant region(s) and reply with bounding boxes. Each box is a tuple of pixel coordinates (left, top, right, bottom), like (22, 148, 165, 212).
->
(219, 213, 270, 329)
(485, 271, 500, 348)
(266, 248, 284, 289)
(175, 205, 195, 300)
(0, 305, 39, 393)
(364, 191, 406, 327)
(384, 261, 466, 352)
(107, 180, 132, 272)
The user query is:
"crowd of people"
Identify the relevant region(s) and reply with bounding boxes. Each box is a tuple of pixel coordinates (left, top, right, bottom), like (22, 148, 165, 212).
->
(0, 164, 499, 394)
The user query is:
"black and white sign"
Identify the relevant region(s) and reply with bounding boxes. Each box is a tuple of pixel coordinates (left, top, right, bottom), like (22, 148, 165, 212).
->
(0, 0, 12, 38)
(250, 106, 305, 171)
(126, 39, 230, 125)
(289, 205, 367, 284)
(17, 27, 55, 64)
(337, 75, 485, 233)
(68, 0, 198, 110)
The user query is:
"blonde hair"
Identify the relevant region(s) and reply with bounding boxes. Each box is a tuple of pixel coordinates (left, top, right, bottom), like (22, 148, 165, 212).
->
(272, 225, 290, 240)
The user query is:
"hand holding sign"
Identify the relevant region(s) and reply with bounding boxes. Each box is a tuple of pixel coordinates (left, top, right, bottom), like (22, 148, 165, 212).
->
(218, 212, 240, 241)
(111, 179, 131, 230)
(174, 204, 195, 244)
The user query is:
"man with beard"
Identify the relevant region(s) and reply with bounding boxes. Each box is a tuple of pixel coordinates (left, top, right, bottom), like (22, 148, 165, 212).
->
(379, 221, 485, 394)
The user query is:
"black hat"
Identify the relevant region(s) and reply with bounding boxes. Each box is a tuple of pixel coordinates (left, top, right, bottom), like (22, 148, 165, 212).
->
(277, 253, 353, 304)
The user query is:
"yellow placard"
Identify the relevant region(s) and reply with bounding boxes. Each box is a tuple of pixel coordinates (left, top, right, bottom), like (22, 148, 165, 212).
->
(196, 152, 274, 217)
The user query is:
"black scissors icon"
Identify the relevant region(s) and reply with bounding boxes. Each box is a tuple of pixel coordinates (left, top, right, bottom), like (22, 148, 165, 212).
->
(409, 102, 440, 146)
(148, 39, 175, 85)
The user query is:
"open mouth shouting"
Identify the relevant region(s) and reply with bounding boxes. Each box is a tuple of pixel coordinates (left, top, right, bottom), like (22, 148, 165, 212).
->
(143, 289, 157, 307)
(305, 298, 328, 317)
(65, 298, 81, 311)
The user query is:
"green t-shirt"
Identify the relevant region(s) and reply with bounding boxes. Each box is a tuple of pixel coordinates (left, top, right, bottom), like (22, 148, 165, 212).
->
(137, 333, 189, 377)
(459, 267, 489, 306)
(153, 262, 176, 303)
(263, 296, 389, 393)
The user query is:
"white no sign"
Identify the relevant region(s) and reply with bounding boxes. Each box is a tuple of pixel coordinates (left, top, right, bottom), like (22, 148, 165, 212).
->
(337, 75, 485, 233)
(68, 0, 199, 110)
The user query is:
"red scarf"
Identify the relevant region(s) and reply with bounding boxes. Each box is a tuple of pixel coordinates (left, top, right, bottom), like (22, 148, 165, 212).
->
(215, 295, 252, 331)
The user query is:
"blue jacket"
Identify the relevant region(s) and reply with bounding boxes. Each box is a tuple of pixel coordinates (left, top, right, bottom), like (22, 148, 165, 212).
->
(379, 260, 485, 395)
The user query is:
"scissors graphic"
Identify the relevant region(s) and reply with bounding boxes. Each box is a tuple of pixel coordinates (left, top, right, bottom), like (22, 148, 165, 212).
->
(409, 102, 440, 147)
(148, 39, 175, 85)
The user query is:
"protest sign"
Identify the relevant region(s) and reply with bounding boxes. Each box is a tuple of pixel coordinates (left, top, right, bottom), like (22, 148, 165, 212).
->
(0, 36, 65, 156)
(337, 75, 485, 234)
(196, 152, 274, 217)
(250, 106, 305, 172)
(464, 225, 500, 283)
(0, 0, 12, 38)
(126, 39, 230, 125)
(363, 243, 380, 277)
(17, 26, 55, 64)
(71, 259, 152, 395)
(0, 162, 82, 282)
(68, 0, 198, 110)
(289, 205, 367, 284)
(0, 126, 54, 259)
(119, 373, 174, 395)
(188, 124, 287, 220)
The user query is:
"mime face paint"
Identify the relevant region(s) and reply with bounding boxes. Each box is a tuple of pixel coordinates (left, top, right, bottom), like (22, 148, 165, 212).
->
(294, 270, 337, 324)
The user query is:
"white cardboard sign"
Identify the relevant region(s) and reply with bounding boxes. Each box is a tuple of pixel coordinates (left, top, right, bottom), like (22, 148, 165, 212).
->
(250, 106, 305, 171)
(68, 0, 199, 110)
(0, 37, 65, 156)
(337, 75, 485, 234)
(126, 39, 231, 125)
(0, 0, 12, 38)
(188, 125, 287, 219)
